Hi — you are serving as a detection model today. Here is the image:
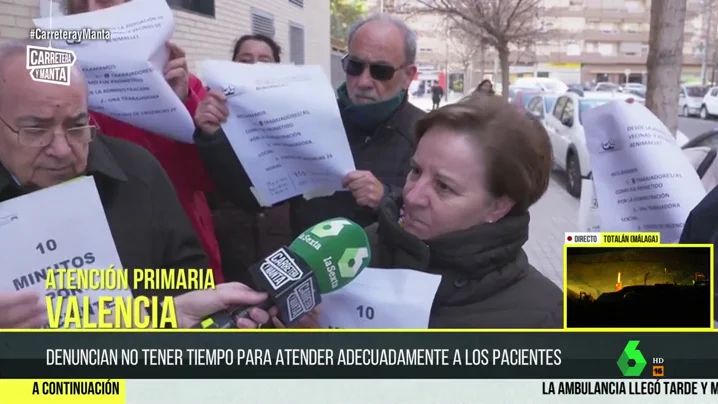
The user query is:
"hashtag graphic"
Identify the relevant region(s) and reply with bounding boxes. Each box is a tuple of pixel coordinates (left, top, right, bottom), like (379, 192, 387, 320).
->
(29, 29, 36, 40)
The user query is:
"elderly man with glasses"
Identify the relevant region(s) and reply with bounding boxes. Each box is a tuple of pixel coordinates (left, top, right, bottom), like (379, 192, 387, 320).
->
(0, 40, 210, 307)
(193, 13, 424, 241)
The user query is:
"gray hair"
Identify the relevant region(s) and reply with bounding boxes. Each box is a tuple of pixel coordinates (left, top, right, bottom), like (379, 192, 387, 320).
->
(0, 39, 35, 70)
(346, 13, 417, 65)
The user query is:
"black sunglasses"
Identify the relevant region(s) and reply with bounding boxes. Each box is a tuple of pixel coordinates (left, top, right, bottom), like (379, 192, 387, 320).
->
(341, 55, 404, 81)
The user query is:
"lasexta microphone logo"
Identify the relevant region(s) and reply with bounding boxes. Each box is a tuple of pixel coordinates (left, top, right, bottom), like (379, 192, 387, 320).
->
(290, 218, 371, 293)
(617, 340, 647, 377)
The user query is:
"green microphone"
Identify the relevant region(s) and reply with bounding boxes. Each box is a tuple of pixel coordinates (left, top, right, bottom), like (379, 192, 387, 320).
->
(194, 218, 371, 328)
(289, 218, 372, 293)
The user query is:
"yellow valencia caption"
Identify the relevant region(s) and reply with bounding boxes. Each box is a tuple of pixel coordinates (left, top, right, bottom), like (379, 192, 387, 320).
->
(0, 379, 125, 403)
(44, 268, 215, 329)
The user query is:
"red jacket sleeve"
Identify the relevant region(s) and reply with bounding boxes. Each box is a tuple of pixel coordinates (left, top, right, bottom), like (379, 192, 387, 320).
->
(173, 74, 215, 192)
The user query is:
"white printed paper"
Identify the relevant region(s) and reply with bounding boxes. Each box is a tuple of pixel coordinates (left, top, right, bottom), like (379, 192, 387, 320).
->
(0, 177, 129, 327)
(578, 179, 601, 232)
(34, 0, 195, 142)
(200, 61, 356, 206)
(583, 101, 706, 242)
(318, 267, 442, 329)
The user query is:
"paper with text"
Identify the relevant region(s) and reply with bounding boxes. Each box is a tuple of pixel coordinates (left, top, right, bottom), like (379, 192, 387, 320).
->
(0, 176, 129, 328)
(200, 61, 356, 206)
(583, 101, 705, 242)
(318, 267, 442, 329)
(34, 0, 195, 142)
(578, 179, 601, 232)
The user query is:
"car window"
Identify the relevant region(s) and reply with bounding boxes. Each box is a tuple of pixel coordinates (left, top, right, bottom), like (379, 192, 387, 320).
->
(553, 96, 568, 119)
(520, 93, 536, 109)
(560, 99, 575, 126)
(526, 97, 539, 111)
(686, 86, 707, 97)
(685, 129, 718, 149)
(544, 95, 558, 112)
(578, 99, 610, 124)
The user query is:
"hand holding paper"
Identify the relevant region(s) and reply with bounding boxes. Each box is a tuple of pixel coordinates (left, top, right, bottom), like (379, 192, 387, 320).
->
(343, 170, 385, 209)
(0, 177, 129, 328)
(199, 60, 356, 205)
(33, 0, 196, 142)
(164, 41, 190, 102)
(194, 89, 230, 135)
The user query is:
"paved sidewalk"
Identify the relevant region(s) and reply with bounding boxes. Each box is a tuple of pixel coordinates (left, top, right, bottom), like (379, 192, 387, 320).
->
(525, 173, 579, 290)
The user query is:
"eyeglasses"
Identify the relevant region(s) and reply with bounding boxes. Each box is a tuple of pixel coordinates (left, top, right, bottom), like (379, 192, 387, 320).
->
(0, 115, 97, 147)
(341, 55, 404, 81)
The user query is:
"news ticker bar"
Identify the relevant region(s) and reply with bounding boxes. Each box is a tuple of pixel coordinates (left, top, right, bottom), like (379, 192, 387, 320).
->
(0, 332, 717, 379)
(1, 380, 718, 403)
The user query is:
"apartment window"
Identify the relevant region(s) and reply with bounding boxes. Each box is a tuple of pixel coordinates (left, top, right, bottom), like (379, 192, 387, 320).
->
(289, 23, 305, 65)
(598, 43, 614, 56)
(251, 8, 276, 38)
(167, 0, 215, 17)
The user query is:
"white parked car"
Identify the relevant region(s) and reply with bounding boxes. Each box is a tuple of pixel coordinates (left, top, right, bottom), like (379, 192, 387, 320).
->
(680, 84, 707, 117)
(512, 77, 568, 93)
(700, 86, 718, 119)
(543, 91, 689, 197)
(525, 93, 560, 126)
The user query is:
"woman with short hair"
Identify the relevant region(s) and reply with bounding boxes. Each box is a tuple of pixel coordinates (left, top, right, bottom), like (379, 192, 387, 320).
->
(366, 94, 562, 328)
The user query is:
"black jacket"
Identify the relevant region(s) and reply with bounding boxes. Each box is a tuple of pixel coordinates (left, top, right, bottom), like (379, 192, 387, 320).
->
(680, 186, 718, 323)
(680, 185, 718, 244)
(366, 196, 563, 328)
(0, 136, 208, 298)
(194, 99, 424, 237)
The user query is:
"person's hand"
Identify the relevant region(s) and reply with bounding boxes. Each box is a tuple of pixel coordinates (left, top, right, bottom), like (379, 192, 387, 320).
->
(270, 306, 322, 329)
(164, 41, 189, 102)
(194, 89, 229, 135)
(342, 170, 385, 209)
(0, 290, 46, 328)
(174, 282, 270, 328)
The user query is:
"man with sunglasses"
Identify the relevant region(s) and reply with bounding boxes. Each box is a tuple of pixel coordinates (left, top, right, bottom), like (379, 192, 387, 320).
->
(0, 40, 210, 326)
(194, 14, 424, 240)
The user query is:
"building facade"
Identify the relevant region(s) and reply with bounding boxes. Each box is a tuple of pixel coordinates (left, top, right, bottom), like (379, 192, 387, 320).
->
(371, 0, 711, 87)
(538, 0, 706, 85)
(0, 0, 331, 76)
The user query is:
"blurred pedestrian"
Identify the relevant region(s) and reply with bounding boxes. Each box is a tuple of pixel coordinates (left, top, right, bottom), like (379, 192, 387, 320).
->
(475, 79, 495, 95)
(430, 80, 444, 110)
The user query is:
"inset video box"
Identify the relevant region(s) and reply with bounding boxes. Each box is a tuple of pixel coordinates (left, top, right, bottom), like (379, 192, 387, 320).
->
(562, 232, 714, 331)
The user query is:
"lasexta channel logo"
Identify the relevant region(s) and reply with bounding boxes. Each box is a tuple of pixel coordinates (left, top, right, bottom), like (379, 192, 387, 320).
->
(617, 340, 647, 377)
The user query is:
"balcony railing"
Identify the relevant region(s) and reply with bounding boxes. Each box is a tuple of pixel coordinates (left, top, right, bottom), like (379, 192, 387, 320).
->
(581, 29, 650, 42)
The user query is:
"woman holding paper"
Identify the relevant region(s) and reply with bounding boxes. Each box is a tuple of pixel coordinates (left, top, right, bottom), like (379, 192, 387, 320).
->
(365, 94, 563, 328)
(63, 0, 224, 284)
(205, 34, 293, 287)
